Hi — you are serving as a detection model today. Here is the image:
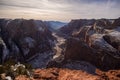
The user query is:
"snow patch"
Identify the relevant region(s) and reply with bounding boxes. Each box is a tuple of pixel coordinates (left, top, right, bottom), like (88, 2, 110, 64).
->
(3, 47, 9, 62)
(108, 31, 120, 39)
(91, 33, 117, 49)
(24, 37, 35, 48)
(5, 19, 12, 28)
(115, 27, 120, 32)
(90, 33, 120, 58)
(38, 27, 44, 31)
(34, 20, 45, 32)
(23, 48, 30, 56)
(28, 51, 54, 68)
(11, 42, 19, 54)
(48, 39, 55, 46)
(0, 38, 9, 62)
(109, 19, 114, 24)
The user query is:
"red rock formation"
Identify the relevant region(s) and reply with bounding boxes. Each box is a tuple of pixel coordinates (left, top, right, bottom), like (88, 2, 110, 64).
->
(96, 69, 120, 80)
(15, 68, 102, 80)
(15, 68, 120, 80)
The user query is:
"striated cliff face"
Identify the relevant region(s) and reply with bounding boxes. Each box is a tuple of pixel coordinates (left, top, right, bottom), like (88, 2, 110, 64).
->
(60, 18, 120, 36)
(0, 18, 120, 80)
(0, 19, 55, 68)
(59, 18, 120, 71)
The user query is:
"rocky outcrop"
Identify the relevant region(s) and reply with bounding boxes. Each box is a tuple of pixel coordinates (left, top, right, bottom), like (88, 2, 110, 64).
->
(112, 17, 120, 27)
(20, 68, 101, 80)
(64, 34, 120, 70)
(59, 18, 120, 37)
(103, 32, 120, 51)
(64, 37, 120, 70)
(0, 19, 55, 68)
(60, 18, 120, 71)
(15, 68, 120, 80)
(0, 37, 9, 64)
(59, 19, 95, 36)
(96, 69, 120, 80)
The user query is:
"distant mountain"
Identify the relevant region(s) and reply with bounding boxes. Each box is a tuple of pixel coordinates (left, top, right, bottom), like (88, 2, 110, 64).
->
(45, 21, 67, 30)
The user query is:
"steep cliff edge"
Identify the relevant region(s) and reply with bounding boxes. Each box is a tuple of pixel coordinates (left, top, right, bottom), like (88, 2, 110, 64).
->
(0, 19, 55, 68)
(59, 18, 120, 71)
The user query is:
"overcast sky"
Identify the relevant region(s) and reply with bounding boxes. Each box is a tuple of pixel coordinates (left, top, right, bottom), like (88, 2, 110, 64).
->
(0, 0, 120, 21)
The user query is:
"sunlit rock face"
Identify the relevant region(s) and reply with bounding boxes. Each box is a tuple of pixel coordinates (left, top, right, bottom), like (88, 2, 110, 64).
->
(103, 32, 120, 52)
(60, 18, 120, 70)
(0, 19, 55, 68)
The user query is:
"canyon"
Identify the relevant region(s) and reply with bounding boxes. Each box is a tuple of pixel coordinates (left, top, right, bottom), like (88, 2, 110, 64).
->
(0, 18, 120, 80)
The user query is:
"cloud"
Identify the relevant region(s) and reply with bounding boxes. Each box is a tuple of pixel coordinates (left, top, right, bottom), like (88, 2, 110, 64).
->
(0, 0, 120, 21)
